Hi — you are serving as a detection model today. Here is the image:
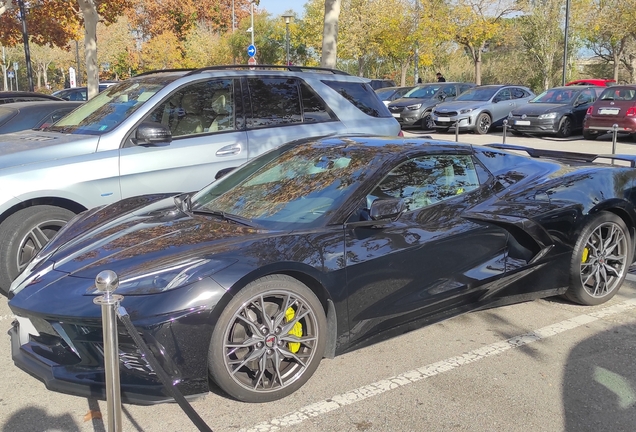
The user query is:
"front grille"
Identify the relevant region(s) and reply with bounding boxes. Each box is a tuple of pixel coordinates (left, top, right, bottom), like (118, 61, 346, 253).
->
(389, 106, 404, 113)
(434, 111, 457, 117)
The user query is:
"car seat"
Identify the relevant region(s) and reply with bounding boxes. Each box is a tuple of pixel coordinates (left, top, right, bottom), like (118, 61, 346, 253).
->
(172, 93, 206, 136)
(209, 92, 233, 132)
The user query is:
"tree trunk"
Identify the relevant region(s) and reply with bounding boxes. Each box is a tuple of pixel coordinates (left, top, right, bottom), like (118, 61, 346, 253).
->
(78, 0, 99, 99)
(357, 56, 364, 77)
(321, 0, 341, 68)
(613, 50, 620, 82)
(35, 65, 42, 89)
(400, 61, 408, 86)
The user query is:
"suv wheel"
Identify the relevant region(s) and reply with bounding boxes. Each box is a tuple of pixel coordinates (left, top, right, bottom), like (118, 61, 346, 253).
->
(0, 206, 75, 295)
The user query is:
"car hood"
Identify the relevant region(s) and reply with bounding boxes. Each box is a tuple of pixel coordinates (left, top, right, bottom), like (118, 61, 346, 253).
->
(0, 130, 99, 170)
(434, 100, 486, 111)
(511, 103, 568, 116)
(389, 97, 435, 108)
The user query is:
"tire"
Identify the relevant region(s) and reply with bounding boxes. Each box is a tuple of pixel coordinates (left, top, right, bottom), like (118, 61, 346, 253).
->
(208, 274, 327, 402)
(556, 116, 573, 138)
(420, 112, 434, 130)
(582, 129, 598, 140)
(564, 212, 631, 305)
(0, 205, 75, 295)
(475, 113, 491, 135)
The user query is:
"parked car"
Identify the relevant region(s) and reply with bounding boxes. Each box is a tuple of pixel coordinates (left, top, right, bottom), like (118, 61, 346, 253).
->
(0, 65, 400, 294)
(583, 85, 636, 140)
(9, 136, 636, 404)
(508, 86, 603, 138)
(566, 79, 615, 87)
(375, 86, 415, 106)
(366, 79, 397, 90)
(0, 91, 62, 104)
(432, 85, 535, 134)
(388, 82, 475, 129)
(0, 101, 82, 135)
(52, 83, 112, 101)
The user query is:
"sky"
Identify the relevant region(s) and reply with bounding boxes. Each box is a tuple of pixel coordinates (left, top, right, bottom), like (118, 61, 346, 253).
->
(257, 0, 307, 17)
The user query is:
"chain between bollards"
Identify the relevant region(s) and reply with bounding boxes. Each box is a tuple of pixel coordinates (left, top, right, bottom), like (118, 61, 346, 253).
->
(502, 119, 508, 144)
(93, 270, 124, 432)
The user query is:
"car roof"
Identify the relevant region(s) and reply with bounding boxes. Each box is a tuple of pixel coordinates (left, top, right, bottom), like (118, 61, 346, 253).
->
(0, 91, 62, 101)
(0, 100, 82, 110)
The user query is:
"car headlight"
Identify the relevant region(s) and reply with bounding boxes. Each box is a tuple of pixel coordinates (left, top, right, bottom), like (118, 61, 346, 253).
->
(459, 108, 473, 114)
(406, 103, 422, 110)
(85, 258, 236, 295)
(538, 112, 558, 119)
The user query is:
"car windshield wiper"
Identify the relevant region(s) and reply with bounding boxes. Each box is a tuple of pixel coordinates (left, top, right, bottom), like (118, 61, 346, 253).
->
(191, 208, 255, 227)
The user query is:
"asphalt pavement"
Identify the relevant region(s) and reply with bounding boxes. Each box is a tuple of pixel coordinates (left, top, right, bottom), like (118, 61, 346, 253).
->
(1, 129, 636, 432)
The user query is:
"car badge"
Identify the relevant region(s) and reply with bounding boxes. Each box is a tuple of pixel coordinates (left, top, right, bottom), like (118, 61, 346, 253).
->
(610, 101, 615, 105)
(521, 114, 527, 119)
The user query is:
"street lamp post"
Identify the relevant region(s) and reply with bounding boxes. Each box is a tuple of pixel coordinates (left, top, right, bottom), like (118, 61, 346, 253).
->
(562, 0, 571, 86)
(282, 13, 293, 65)
(17, 0, 34, 92)
(250, 1, 255, 47)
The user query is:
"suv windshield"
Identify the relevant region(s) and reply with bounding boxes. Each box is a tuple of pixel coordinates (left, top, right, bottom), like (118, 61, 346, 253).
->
(455, 87, 498, 101)
(404, 85, 440, 99)
(46, 77, 176, 135)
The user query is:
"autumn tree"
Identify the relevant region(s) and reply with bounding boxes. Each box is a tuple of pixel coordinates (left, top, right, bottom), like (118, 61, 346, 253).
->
(450, 0, 519, 84)
(584, 0, 636, 81)
(96, 16, 137, 79)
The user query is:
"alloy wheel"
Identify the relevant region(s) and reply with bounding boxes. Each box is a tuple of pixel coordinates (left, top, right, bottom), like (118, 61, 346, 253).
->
(579, 221, 628, 298)
(222, 289, 320, 393)
(16, 219, 67, 273)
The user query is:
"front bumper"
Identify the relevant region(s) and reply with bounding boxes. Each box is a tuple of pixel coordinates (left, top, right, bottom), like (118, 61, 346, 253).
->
(432, 114, 476, 130)
(8, 307, 215, 405)
(508, 117, 560, 134)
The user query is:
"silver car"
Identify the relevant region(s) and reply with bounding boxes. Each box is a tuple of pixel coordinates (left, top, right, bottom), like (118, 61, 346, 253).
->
(0, 66, 400, 294)
(432, 85, 535, 134)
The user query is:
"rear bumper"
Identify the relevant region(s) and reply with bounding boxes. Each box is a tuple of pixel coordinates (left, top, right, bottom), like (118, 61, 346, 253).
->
(584, 117, 636, 133)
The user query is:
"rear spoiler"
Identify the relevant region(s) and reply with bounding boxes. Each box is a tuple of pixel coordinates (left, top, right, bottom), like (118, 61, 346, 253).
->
(485, 143, 636, 168)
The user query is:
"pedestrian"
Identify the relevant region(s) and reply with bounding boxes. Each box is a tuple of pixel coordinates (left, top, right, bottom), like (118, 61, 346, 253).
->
(436, 72, 446, 82)
(417, 77, 422, 84)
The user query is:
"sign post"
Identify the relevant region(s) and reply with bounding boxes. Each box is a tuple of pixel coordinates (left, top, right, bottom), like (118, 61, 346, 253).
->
(69, 67, 76, 88)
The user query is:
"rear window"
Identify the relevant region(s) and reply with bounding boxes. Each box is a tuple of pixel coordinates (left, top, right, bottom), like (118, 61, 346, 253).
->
(322, 80, 391, 118)
(600, 87, 636, 101)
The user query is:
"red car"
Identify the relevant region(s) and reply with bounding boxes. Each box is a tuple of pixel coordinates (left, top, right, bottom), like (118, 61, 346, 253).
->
(567, 79, 616, 87)
(583, 85, 636, 140)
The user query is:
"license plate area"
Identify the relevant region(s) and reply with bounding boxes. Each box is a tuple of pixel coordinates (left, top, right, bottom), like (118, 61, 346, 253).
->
(515, 120, 531, 125)
(598, 108, 620, 115)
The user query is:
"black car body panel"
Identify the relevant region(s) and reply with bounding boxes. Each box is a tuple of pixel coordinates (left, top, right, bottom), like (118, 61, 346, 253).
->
(0, 101, 83, 134)
(8, 136, 636, 403)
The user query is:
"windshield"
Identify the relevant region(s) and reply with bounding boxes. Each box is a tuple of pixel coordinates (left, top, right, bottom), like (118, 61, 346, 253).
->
(404, 85, 440, 99)
(375, 88, 396, 98)
(45, 76, 176, 135)
(190, 142, 378, 229)
(530, 88, 576, 104)
(455, 87, 498, 101)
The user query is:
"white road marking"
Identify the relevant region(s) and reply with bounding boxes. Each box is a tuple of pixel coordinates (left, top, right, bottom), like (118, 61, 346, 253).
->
(241, 298, 636, 432)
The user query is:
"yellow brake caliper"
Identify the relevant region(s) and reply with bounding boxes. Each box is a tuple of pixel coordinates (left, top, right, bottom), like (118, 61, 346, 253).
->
(285, 307, 303, 353)
(582, 247, 589, 263)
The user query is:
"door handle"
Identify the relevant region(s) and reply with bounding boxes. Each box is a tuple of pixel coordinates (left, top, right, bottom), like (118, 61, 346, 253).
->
(216, 143, 242, 156)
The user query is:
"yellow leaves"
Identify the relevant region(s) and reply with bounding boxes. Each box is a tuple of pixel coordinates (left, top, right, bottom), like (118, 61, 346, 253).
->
(83, 410, 102, 422)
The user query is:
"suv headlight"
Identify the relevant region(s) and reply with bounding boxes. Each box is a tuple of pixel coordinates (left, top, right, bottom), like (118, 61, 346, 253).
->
(459, 108, 473, 114)
(538, 112, 558, 119)
(85, 258, 236, 295)
(406, 103, 422, 110)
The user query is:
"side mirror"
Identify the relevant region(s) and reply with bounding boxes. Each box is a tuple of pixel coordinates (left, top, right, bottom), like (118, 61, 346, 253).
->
(493, 97, 501, 103)
(438, 93, 447, 101)
(135, 122, 172, 146)
(369, 198, 405, 221)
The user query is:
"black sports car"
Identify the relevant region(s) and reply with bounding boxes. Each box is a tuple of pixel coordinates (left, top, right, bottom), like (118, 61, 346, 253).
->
(508, 86, 604, 137)
(8, 136, 636, 404)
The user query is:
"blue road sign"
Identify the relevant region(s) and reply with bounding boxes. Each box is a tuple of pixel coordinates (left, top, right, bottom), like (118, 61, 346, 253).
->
(247, 44, 256, 57)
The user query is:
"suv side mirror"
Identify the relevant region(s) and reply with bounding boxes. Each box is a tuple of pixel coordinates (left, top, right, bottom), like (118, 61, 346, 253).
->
(493, 96, 501, 103)
(135, 122, 172, 146)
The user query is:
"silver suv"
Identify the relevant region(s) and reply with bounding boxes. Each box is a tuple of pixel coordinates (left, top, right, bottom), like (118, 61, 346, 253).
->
(0, 66, 400, 294)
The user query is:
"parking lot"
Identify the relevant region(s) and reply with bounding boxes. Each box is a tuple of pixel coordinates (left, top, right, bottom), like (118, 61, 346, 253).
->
(2, 131, 636, 432)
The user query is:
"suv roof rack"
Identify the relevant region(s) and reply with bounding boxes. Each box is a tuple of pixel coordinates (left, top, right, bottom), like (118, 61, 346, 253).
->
(184, 64, 351, 76)
(133, 65, 351, 78)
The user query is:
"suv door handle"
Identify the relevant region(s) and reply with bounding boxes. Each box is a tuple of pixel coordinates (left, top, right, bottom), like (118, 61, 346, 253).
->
(216, 143, 242, 156)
